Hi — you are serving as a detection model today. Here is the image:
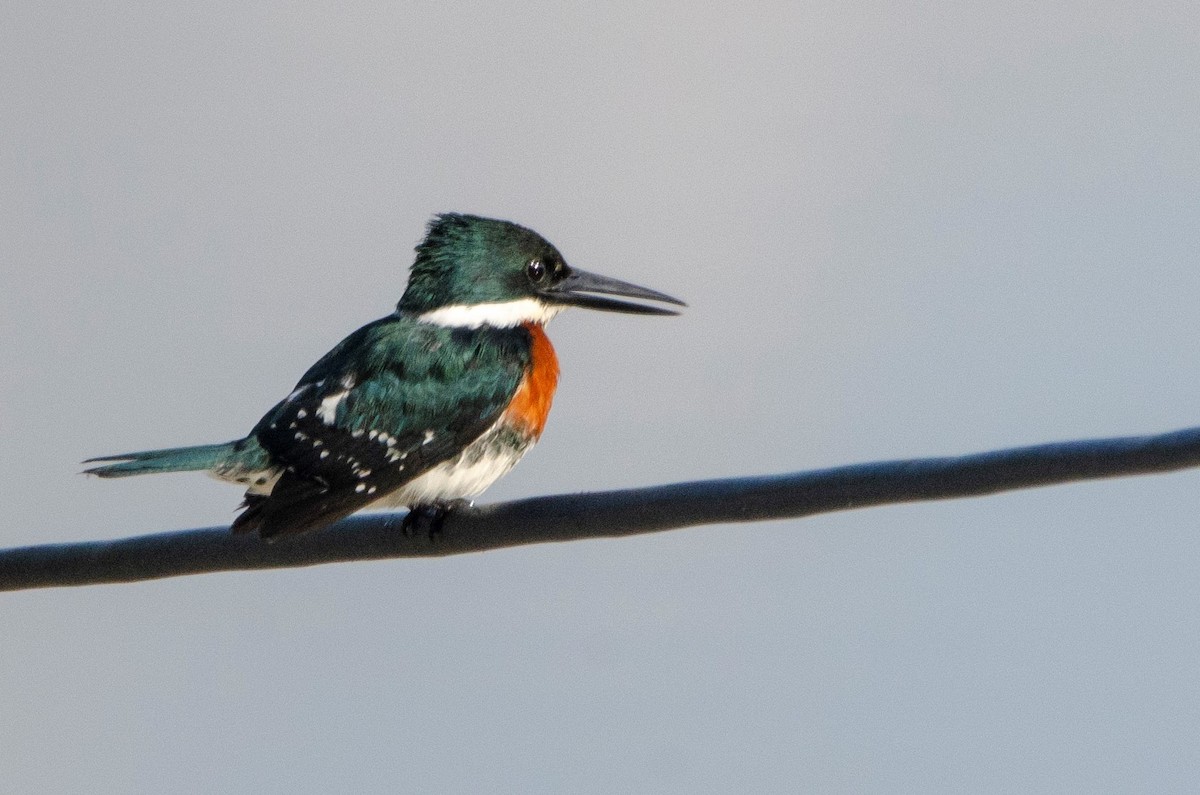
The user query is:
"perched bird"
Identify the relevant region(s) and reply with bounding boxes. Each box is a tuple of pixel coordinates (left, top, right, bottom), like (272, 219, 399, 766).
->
(85, 213, 684, 538)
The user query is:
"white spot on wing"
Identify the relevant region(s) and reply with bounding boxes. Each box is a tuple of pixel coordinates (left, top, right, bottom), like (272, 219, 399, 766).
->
(316, 390, 348, 424)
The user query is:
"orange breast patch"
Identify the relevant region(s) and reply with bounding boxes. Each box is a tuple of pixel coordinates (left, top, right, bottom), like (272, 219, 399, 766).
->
(503, 322, 560, 437)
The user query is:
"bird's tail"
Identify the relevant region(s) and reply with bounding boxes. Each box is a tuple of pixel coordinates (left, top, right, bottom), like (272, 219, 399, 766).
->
(83, 442, 237, 478)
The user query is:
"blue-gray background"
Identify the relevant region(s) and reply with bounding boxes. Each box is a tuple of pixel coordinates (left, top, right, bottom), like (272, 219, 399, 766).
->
(4, 3, 1199, 792)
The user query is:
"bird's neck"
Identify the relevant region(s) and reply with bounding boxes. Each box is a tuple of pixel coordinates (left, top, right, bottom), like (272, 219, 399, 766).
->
(414, 299, 563, 329)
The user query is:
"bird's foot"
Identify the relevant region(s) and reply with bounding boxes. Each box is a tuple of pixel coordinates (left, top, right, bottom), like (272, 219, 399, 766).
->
(401, 500, 470, 542)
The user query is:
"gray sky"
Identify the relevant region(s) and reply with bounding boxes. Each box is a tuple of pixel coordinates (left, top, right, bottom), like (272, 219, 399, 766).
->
(4, 2, 1200, 791)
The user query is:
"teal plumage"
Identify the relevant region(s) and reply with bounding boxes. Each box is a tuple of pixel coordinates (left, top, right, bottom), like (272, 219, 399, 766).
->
(81, 442, 258, 478)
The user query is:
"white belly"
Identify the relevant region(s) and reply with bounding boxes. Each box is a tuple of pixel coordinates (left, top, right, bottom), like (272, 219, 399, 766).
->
(372, 419, 536, 508)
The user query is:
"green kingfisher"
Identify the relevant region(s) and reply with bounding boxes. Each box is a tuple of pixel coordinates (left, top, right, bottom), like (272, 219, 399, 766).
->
(85, 213, 684, 538)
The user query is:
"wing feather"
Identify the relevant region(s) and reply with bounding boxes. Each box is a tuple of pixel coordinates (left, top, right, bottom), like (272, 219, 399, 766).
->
(232, 317, 529, 538)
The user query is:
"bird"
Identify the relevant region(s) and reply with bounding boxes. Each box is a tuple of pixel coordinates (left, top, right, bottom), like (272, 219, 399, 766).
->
(84, 213, 684, 539)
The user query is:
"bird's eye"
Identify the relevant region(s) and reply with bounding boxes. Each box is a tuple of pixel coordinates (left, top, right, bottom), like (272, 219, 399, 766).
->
(526, 259, 547, 283)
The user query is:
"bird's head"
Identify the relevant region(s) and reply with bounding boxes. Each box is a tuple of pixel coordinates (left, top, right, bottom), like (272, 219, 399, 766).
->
(398, 213, 684, 328)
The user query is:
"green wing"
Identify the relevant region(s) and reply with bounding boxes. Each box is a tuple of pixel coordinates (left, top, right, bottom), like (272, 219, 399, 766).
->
(233, 316, 529, 538)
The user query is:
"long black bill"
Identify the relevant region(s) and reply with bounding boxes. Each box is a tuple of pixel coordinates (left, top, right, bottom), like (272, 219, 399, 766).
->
(543, 268, 686, 315)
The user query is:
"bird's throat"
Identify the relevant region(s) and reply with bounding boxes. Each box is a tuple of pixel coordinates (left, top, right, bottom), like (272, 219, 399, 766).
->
(502, 322, 560, 438)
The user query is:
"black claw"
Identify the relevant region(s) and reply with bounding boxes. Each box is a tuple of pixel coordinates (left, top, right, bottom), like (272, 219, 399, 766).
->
(400, 501, 465, 542)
